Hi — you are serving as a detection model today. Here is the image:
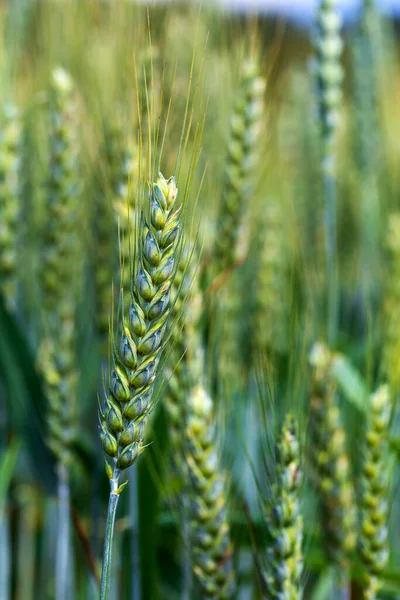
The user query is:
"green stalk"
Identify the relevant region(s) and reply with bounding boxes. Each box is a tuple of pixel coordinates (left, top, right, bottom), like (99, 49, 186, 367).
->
(0, 513, 10, 600)
(129, 467, 141, 600)
(323, 167, 338, 344)
(100, 471, 121, 600)
(332, 574, 351, 600)
(56, 463, 71, 600)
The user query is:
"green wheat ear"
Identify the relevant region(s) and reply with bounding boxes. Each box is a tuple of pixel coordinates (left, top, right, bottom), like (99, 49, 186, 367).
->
(308, 343, 356, 570)
(185, 385, 235, 599)
(358, 385, 391, 600)
(264, 414, 303, 599)
(0, 103, 22, 313)
(100, 172, 181, 476)
(39, 67, 81, 468)
(315, 0, 343, 159)
(214, 58, 265, 275)
(253, 197, 290, 358)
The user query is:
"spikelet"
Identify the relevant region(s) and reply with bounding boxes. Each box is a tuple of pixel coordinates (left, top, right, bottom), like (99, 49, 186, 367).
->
(185, 385, 235, 599)
(264, 414, 303, 599)
(358, 385, 391, 600)
(253, 197, 290, 357)
(214, 60, 265, 274)
(381, 213, 400, 391)
(308, 343, 356, 569)
(100, 173, 181, 477)
(0, 104, 22, 313)
(39, 68, 81, 467)
(315, 0, 343, 164)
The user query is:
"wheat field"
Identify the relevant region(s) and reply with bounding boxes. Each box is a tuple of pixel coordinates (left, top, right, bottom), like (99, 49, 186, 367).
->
(0, 1, 400, 599)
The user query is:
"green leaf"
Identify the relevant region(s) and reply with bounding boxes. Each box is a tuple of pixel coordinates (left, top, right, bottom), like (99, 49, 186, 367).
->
(0, 294, 56, 492)
(0, 440, 20, 517)
(331, 354, 369, 412)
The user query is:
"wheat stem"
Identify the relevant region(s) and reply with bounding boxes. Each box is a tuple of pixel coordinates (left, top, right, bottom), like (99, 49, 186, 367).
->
(56, 462, 70, 600)
(129, 467, 141, 600)
(100, 471, 121, 600)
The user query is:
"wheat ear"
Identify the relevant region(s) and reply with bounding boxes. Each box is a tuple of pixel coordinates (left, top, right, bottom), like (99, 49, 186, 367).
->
(264, 414, 303, 599)
(315, 0, 343, 343)
(214, 59, 265, 275)
(99, 172, 181, 600)
(185, 385, 235, 599)
(308, 343, 356, 586)
(358, 385, 391, 600)
(0, 104, 22, 314)
(253, 197, 290, 357)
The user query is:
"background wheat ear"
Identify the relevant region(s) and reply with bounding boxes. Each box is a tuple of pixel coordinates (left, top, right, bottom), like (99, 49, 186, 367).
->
(99, 172, 183, 600)
(263, 413, 303, 599)
(213, 57, 265, 276)
(185, 384, 236, 599)
(308, 342, 356, 590)
(0, 103, 22, 314)
(315, 0, 344, 344)
(358, 384, 391, 600)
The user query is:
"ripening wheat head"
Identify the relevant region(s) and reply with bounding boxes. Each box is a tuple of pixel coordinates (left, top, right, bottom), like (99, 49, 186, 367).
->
(100, 173, 182, 473)
(308, 343, 356, 569)
(358, 385, 391, 600)
(264, 414, 303, 599)
(185, 385, 235, 599)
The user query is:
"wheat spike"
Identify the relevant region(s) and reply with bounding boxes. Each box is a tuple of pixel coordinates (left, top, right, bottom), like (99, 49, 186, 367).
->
(39, 67, 81, 467)
(264, 414, 303, 599)
(308, 343, 356, 570)
(101, 172, 181, 474)
(0, 104, 22, 313)
(185, 385, 235, 599)
(214, 59, 265, 274)
(358, 385, 391, 600)
(253, 197, 290, 357)
(315, 0, 343, 159)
